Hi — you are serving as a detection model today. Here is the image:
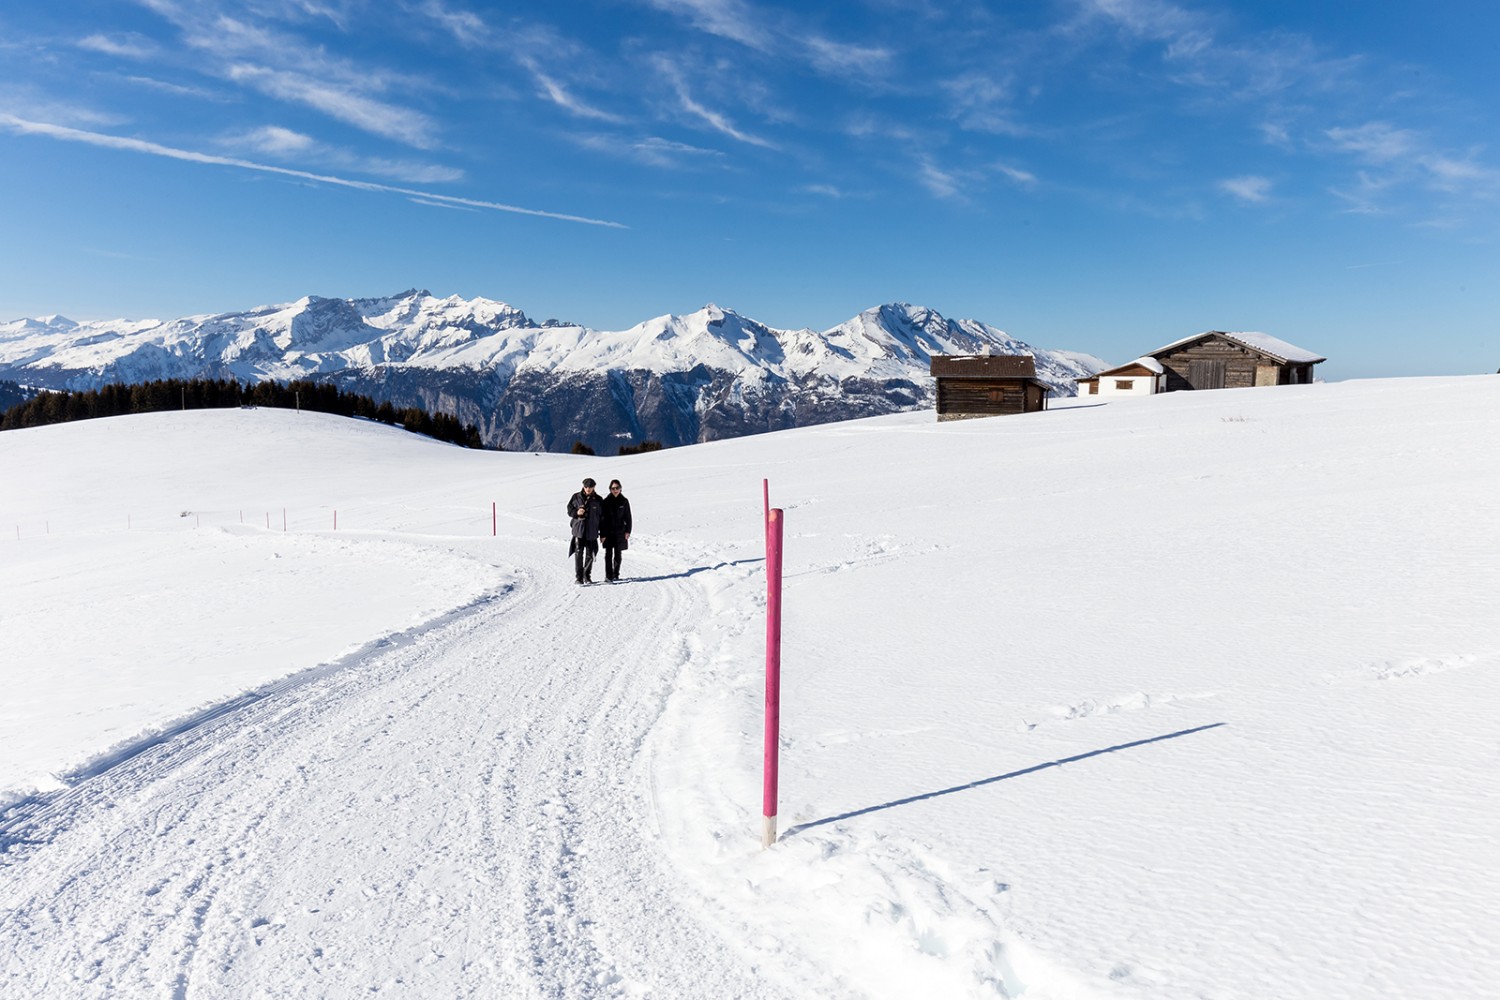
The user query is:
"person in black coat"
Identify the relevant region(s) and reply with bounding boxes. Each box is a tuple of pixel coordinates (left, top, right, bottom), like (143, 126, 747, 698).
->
(567, 477, 604, 584)
(600, 479, 633, 582)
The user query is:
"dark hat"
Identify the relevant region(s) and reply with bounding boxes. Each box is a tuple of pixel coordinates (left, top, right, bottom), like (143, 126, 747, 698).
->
(582, 478, 596, 487)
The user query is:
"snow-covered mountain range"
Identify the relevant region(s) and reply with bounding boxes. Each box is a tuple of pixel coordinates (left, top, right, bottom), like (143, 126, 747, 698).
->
(0, 291, 1105, 451)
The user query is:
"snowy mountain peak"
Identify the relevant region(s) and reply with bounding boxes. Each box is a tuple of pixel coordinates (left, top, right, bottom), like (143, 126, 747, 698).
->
(0, 291, 1104, 450)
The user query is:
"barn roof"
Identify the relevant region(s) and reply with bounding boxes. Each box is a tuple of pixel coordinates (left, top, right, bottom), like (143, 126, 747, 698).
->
(1150, 331, 1325, 365)
(929, 354, 1038, 378)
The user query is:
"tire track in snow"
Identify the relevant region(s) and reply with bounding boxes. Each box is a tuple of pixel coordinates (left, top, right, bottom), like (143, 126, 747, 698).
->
(0, 542, 795, 999)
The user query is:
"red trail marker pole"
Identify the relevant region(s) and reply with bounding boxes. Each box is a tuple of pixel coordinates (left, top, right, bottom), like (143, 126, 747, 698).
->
(763, 505, 784, 849)
(492, 501, 497, 537)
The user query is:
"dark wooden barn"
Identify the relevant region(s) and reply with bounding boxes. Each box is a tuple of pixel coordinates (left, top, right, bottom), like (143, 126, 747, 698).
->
(1149, 331, 1325, 391)
(929, 354, 1050, 420)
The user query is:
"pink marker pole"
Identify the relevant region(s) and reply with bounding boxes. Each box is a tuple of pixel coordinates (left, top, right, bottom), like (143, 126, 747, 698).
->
(762, 506, 784, 849)
(493, 501, 497, 537)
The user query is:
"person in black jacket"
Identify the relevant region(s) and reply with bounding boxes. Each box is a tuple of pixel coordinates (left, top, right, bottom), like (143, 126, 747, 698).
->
(567, 477, 604, 584)
(600, 479, 633, 582)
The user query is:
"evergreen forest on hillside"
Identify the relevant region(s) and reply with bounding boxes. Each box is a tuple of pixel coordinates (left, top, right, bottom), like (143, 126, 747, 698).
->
(0, 379, 35, 412)
(0, 378, 488, 449)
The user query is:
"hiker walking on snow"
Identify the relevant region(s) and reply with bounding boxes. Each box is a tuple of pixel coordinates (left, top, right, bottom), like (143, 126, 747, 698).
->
(600, 479, 632, 582)
(568, 478, 604, 584)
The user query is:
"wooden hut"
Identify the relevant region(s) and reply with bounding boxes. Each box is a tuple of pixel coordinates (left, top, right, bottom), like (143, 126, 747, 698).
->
(1149, 331, 1324, 391)
(929, 354, 1050, 420)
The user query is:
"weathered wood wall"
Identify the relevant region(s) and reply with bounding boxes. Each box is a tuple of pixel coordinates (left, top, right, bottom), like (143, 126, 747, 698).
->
(1158, 337, 1260, 390)
(935, 378, 1045, 418)
(1156, 337, 1311, 391)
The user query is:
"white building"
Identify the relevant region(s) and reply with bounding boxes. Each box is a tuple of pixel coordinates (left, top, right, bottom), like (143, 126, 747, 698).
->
(1075, 357, 1166, 400)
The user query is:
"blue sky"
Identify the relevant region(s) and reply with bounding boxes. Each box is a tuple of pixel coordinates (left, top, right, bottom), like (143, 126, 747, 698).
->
(2, 0, 1497, 379)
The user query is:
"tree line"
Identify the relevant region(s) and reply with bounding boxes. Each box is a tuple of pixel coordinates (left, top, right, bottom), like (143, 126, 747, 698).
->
(0, 377, 488, 449)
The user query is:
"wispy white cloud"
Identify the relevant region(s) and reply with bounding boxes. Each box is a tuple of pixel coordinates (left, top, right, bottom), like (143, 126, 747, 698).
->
(643, 0, 895, 85)
(226, 64, 441, 148)
(639, 0, 773, 51)
(0, 115, 625, 227)
(571, 133, 723, 168)
(1219, 174, 1271, 203)
(418, 8, 627, 124)
(219, 124, 465, 183)
(130, 0, 446, 148)
(917, 158, 963, 199)
(1326, 122, 1420, 164)
(1068, 0, 1359, 104)
(232, 124, 317, 156)
(78, 33, 160, 60)
(842, 114, 922, 144)
(1073, 0, 1213, 48)
(1324, 122, 1500, 210)
(676, 88, 777, 149)
(0, 88, 129, 129)
(419, 0, 492, 48)
(1329, 170, 1395, 215)
(1420, 153, 1499, 194)
(915, 154, 1039, 200)
(995, 163, 1037, 186)
(940, 72, 1030, 136)
(121, 75, 230, 101)
(802, 35, 895, 76)
(516, 56, 627, 124)
(651, 58, 777, 149)
(1258, 121, 1292, 148)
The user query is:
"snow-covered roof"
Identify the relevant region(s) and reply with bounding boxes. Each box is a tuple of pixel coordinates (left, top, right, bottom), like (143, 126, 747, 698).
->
(1079, 356, 1164, 381)
(1151, 331, 1325, 365)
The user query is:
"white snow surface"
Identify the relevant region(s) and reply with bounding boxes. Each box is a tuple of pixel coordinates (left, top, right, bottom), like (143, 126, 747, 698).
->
(3, 376, 1498, 998)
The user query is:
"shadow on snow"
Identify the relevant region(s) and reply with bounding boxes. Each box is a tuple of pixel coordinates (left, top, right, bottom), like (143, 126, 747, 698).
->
(784, 722, 1227, 837)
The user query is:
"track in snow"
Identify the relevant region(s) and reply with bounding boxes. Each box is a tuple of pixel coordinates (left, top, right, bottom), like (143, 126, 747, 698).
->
(0, 539, 793, 999)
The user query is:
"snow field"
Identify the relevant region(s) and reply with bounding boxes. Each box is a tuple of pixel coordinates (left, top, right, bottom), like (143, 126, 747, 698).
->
(3, 377, 1500, 998)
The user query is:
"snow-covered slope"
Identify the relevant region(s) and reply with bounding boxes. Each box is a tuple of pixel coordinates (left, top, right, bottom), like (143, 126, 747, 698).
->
(2, 376, 1498, 999)
(0, 291, 1104, 451)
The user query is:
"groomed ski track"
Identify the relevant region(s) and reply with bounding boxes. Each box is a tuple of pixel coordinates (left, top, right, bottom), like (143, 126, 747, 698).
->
(0, 537, 803, 999)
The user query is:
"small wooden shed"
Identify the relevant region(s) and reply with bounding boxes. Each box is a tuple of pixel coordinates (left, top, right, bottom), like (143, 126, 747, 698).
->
(1150, 331, 1324, 391)
(929, 354, 1050, 420)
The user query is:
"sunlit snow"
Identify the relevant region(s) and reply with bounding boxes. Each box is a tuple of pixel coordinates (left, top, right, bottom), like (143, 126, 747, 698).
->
(2, 375, 1497, 998)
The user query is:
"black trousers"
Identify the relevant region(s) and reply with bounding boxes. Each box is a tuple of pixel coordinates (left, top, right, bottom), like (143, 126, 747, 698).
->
(574, 541, 596, 582)
(603, 545, 623, 580)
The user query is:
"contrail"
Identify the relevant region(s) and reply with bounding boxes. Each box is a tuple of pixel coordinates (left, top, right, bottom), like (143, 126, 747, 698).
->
(0, 115, 628, 229)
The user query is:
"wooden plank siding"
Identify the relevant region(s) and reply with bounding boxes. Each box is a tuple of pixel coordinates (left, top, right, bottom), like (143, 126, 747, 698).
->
(1160, 338, 1258, 391)
(936, 378, 1038, 417)
(1155, 333, 1319, 391)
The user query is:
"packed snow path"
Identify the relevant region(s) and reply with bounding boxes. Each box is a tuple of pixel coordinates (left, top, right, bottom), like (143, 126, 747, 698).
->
(0, 538, 793, 998)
